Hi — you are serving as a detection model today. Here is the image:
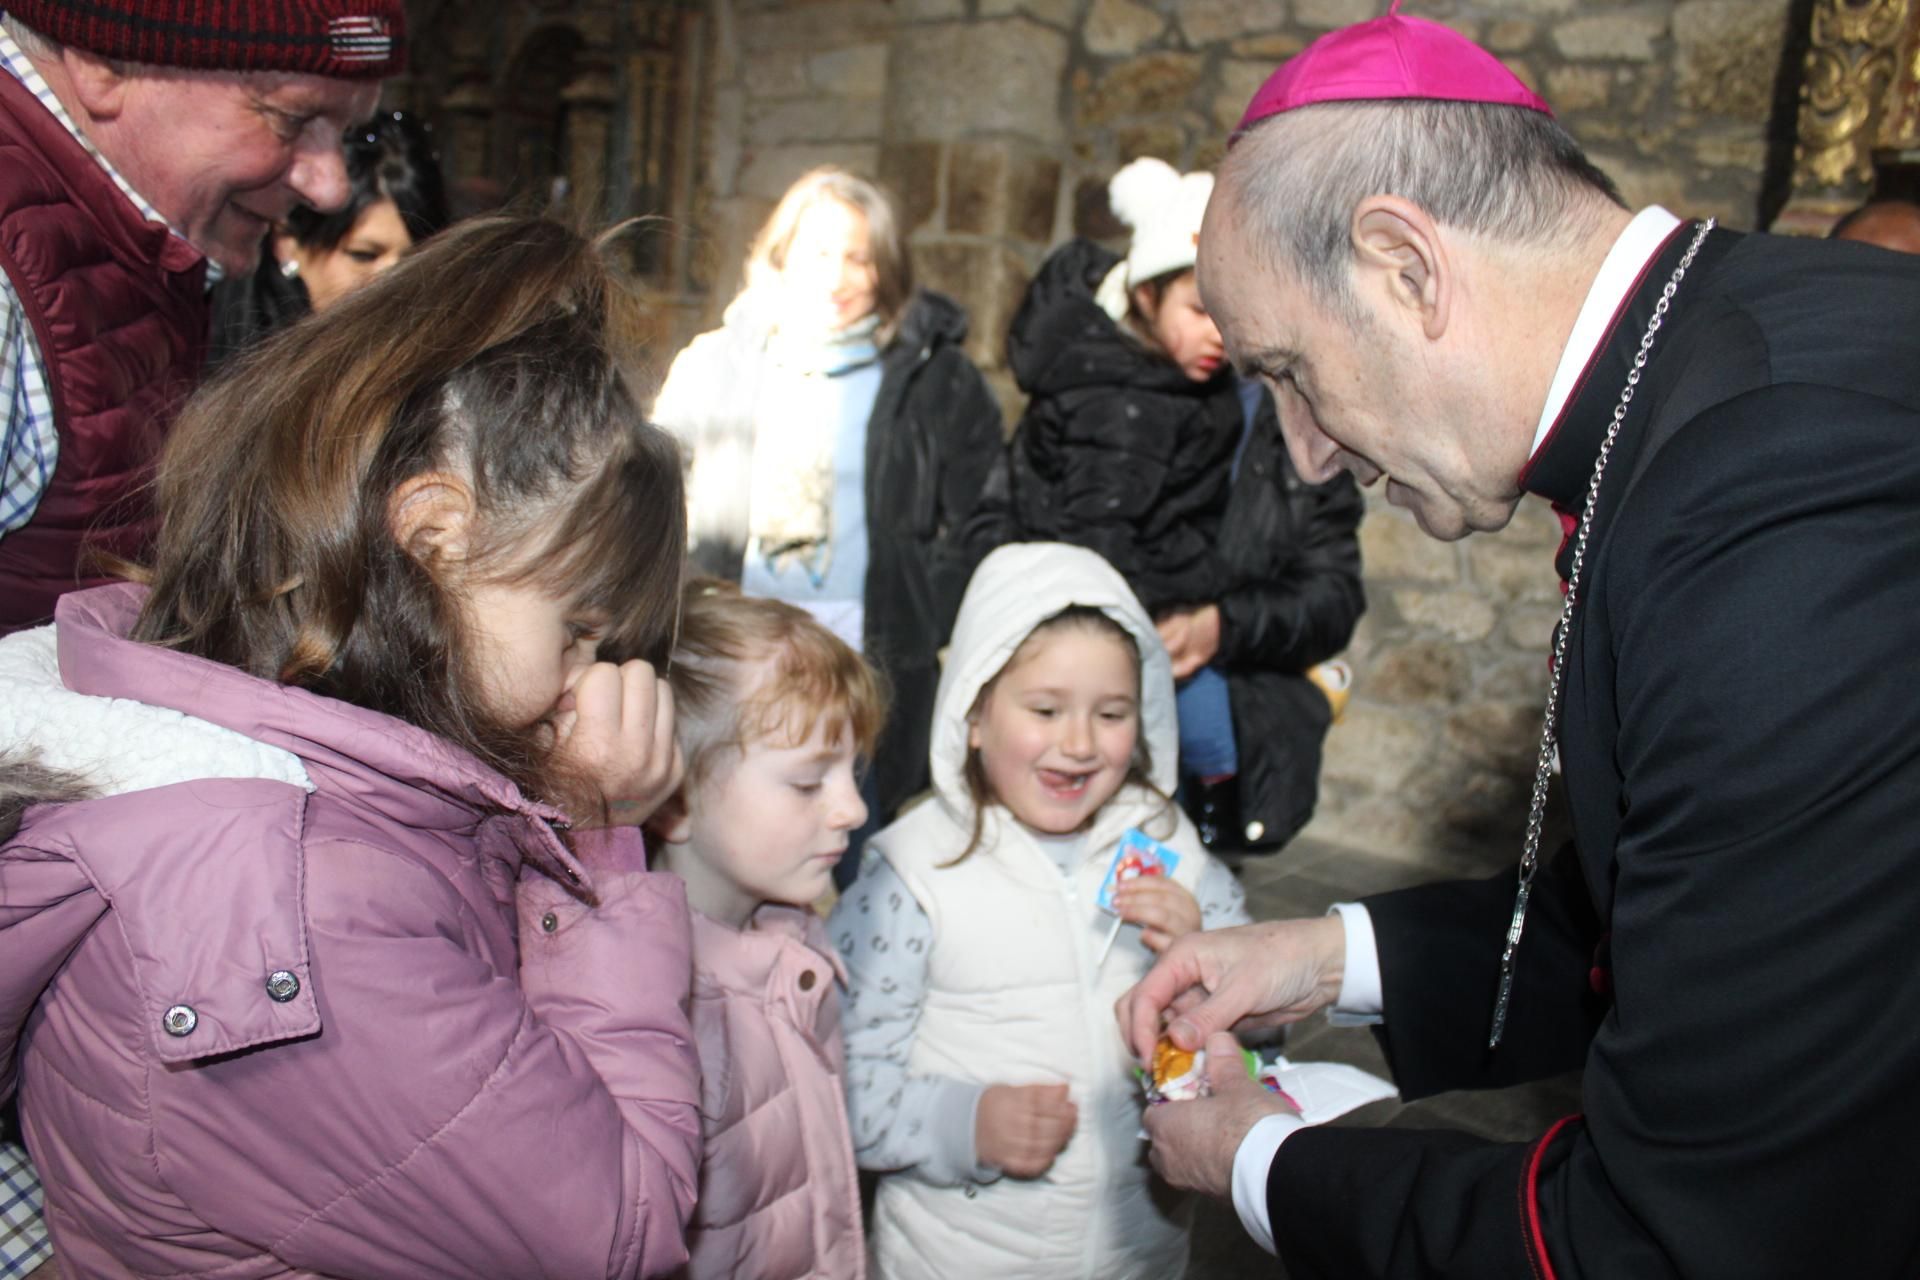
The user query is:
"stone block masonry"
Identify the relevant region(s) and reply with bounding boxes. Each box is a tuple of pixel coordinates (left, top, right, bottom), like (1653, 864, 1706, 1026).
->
(682, 0, 1798, 859)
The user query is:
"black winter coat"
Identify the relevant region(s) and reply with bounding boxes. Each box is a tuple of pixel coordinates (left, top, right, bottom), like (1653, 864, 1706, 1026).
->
(1001, 239, 1243, 614)
(660, 291, 1003, 819)
(972, 265, 1366, 850)
(1271, 228, 1920, 1280)
(1212, 389, 1364, 849)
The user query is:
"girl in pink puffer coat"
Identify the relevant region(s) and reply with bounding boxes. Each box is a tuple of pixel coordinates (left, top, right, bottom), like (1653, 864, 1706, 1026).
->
(0, 217, 702, 1279)
(648, 584, 883, 1280)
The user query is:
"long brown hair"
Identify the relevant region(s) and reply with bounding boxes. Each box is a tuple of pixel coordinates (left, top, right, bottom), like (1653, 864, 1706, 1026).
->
(132, 215, 686, 818)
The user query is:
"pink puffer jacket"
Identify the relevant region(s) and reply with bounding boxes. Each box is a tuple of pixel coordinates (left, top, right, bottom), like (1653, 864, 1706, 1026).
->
(0, 585, 701, 1279)
(684, 906, 863, 1280)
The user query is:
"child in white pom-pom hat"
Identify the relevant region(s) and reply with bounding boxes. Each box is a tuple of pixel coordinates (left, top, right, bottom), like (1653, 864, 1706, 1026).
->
(997, 156, 1248, 844)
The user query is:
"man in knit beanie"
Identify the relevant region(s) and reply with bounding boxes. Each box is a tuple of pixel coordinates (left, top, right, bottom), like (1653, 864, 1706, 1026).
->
(1121, 3, 1920, 1278)
(0, 0, 404, 638)
(0, 7, 404, 1269)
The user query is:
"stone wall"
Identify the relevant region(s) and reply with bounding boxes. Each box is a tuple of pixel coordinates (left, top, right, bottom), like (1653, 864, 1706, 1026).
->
(694, 0, 894, 305)
(650, 0, 1804, 859)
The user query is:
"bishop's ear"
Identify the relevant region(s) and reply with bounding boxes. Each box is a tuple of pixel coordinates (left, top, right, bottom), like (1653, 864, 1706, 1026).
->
(1350, 196, 1451, 341)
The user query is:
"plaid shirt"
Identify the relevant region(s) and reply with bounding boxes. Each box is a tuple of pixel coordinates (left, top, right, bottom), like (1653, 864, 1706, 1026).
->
(0, 1141, 48, 1279)
(0, 18, 187, 541)
(0, 291, 51, 540)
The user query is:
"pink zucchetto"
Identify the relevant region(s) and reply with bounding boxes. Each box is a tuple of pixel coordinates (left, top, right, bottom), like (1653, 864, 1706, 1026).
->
(1233, 0, 1552, 141)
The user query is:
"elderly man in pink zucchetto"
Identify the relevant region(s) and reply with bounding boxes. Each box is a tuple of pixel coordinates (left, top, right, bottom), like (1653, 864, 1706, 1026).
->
(1119, 4, 1920, 1278)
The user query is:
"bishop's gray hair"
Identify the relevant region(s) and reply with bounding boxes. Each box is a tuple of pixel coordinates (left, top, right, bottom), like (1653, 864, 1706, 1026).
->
(1219, 100, 1626, 324)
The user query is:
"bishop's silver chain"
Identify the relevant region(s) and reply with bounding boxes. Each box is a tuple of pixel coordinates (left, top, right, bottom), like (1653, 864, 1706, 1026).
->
(1488, 217, 1717, 1050)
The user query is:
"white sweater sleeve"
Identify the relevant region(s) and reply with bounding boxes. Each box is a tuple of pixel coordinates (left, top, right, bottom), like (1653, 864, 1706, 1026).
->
(830, 858, 1002, 1187)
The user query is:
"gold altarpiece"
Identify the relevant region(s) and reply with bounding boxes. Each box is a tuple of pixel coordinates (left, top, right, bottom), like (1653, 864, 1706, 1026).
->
(1777, 0, 1920, 233)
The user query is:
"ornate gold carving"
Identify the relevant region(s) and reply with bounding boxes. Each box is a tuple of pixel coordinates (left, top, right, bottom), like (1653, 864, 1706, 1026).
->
(1778, 0, 1916, 232)
(1796, 0, 1907, 188)
(1878, 5, 1920, 148)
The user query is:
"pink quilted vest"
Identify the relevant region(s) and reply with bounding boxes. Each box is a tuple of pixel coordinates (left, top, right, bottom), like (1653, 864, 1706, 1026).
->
(685, 905, 865, 1279)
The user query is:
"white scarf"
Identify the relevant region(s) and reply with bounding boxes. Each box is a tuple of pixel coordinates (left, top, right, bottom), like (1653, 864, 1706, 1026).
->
(747, 313, 881, 579)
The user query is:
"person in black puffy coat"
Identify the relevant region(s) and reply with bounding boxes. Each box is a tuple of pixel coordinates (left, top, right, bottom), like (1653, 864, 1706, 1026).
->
(987, 157, 1365, 852)
(1172, 383, 1364, 852)
(1003, 163, 1239, 616)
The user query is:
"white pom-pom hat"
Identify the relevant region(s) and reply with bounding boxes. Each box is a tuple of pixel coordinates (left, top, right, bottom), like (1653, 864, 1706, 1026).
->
(1093, 156, 1215, 322)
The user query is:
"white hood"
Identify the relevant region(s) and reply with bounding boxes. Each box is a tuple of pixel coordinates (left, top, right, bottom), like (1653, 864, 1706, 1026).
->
(929, 542, 1178, 824)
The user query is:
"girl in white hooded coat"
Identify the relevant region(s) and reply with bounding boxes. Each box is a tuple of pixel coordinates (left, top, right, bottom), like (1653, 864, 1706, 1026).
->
(832, 542, 1251, 1280)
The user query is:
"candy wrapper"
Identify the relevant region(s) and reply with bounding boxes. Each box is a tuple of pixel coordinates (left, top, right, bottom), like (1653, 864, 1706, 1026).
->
(1093, 829, 1181, 966)
(1138, 1035, 1302, 1109)
(1095, 828, 1182, 912)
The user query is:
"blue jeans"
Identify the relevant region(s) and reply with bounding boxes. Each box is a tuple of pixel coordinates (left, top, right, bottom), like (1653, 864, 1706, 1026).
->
(1176, 665, 1238, 779)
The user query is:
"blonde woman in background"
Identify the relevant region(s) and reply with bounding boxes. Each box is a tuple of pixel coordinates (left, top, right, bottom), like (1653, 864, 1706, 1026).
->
(653, 168, 1003, 880)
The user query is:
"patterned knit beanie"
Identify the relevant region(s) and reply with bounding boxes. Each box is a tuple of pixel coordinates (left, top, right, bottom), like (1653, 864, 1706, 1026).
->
(6, 1, 406, 79)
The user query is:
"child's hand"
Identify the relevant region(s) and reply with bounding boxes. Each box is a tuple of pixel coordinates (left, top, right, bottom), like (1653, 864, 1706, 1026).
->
(976, 1082, 1078, 1178)
(549, 660, 684, 828)
(1113, 878, 1202, 953)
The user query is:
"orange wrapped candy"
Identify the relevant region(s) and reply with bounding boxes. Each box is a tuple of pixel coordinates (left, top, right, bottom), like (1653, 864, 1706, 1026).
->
(1144, 1036, 1209, 1103)
(1141, 1035, 1272, 1105)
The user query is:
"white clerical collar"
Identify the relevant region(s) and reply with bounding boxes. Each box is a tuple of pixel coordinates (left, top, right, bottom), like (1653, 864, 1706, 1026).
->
(1528, 206, 1683, 459)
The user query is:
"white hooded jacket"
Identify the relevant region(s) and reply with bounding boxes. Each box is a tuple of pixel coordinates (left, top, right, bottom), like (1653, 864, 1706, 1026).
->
(848, 542, 1240, 1280)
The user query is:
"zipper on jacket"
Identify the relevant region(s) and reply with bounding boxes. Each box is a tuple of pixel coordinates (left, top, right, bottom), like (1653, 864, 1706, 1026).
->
(1056, 845, 1114, 1279)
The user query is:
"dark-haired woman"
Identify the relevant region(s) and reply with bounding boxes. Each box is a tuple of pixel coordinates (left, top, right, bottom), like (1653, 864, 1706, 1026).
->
(209, 109, 449, 364)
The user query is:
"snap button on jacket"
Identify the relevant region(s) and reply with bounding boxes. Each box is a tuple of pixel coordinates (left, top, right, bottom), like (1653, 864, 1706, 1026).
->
(0, 584, 702, 1278)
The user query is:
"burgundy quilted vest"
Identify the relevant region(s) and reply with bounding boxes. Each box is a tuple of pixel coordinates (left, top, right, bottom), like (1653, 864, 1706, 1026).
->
(0, 68, 207, 634)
